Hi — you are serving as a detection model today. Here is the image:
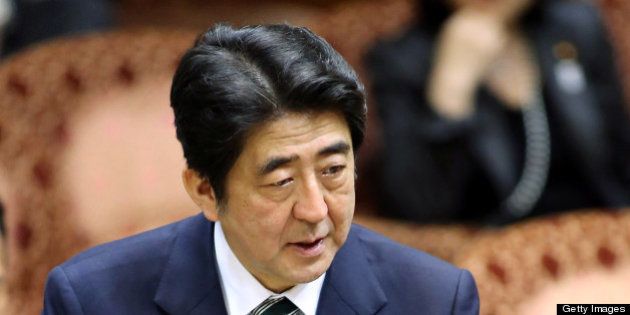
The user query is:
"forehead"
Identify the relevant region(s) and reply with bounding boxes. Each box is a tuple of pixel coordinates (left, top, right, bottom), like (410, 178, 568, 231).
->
(241, 111, 351, 160)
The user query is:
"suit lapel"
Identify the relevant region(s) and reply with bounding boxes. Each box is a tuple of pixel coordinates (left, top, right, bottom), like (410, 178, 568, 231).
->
(153, 214, 227, 315)
(467, 92, 521, 198)
(153, 219, 386, 314)
(317, 226, 387, 315)
(531, 22, 611, 187)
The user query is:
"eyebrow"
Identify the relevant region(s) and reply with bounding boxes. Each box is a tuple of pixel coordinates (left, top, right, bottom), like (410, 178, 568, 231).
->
(257, 140, 351, 176)
(258, 155, 299, 176)
(317, 141, 351, 157)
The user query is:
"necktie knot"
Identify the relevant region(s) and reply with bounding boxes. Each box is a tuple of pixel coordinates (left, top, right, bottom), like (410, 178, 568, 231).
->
(249, 296, 304, 315)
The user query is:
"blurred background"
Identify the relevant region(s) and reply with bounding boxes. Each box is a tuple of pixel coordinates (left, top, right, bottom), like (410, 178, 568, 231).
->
(0, 0, 629, 314)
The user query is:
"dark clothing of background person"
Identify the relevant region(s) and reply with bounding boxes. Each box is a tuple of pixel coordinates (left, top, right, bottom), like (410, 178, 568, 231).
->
(366, 1, 630, 225)
(1, 0, 112, 57)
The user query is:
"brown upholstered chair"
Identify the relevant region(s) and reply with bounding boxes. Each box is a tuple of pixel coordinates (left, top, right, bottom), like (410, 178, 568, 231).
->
(454, 209, 630, 315)
(0, 30, 201, 314)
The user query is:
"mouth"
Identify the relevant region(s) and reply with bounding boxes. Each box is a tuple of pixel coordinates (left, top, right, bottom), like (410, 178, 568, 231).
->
(289, 237, 325, 257)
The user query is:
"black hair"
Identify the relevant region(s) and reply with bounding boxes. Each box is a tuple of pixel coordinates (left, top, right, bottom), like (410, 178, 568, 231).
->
(417, 0, 548, 35)
(170, 24, 367, 203)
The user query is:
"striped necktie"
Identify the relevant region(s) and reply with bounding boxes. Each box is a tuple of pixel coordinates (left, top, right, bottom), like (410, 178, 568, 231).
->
(249, 296, 305, 315)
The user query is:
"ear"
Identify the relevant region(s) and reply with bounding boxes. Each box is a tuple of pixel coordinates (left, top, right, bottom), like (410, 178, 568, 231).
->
(182, 168, 219, 221)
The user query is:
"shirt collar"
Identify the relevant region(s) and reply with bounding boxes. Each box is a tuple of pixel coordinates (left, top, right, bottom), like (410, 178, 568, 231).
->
(214, 221, 325, 315)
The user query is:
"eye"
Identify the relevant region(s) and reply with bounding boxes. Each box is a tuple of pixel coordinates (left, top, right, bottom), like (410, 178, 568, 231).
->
(271, 177, 293, 187)
(322, 164, 346, 176)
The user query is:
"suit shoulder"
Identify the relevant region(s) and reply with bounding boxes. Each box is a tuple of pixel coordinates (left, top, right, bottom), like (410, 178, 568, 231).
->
(58, 214, 202, 281)
(349, 225, 479, 313)
(365, 27, 433, 83)
(43, 214, 210, 313)
(541, 0, 605, 36)
(368, 26, 432, 59)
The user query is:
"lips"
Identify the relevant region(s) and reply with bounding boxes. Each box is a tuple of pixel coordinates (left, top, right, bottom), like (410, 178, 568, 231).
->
(295, 238, 323, 248)
(289, 237, 325, 257)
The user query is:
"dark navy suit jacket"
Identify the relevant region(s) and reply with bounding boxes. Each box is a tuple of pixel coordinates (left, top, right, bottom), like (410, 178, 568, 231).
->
(42, 213, 479, 314)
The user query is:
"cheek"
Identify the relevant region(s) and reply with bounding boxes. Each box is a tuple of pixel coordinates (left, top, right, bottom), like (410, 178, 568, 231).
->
(240, 194, 294, 237)
(231, 213, 287, 261)
(330, 173, 355, 204)
(326, 184, 355, 224)
(328, 194, 354, 247)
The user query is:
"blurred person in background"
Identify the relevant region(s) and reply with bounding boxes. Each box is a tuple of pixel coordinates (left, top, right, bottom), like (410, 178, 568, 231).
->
(367, 0, 630, 225)
(0, 0, 11, 52)
(0, 0, 112, 57)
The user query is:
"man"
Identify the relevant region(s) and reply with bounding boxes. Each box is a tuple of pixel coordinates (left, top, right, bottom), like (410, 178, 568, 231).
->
(42, 24, 479, 314)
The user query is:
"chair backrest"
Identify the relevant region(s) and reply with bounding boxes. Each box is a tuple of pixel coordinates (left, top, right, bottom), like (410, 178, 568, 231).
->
(454, 209, 630, 315)
(0, 29, 199, 314)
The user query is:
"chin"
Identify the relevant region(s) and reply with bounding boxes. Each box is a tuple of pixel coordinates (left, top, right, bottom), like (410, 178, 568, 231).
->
(292, 268, 327, 285)
(290, 252, 333, 284)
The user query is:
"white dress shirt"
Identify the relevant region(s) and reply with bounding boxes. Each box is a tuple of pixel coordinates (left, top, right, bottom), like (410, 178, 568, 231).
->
(214, 222, 325, 315)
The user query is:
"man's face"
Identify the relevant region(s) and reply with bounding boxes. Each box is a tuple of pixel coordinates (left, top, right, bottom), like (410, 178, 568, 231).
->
(216, 111, 355, 292)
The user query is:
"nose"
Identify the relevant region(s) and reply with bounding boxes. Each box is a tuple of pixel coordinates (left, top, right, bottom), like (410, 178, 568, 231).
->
(292, 174, 328, 223)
